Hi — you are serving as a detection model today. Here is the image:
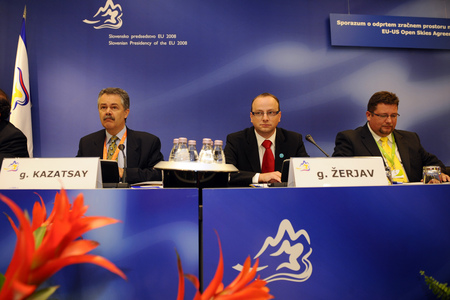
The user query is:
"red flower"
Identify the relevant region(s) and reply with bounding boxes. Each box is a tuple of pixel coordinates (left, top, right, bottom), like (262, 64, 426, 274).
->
(177, 232, 274, 300)
(0, 189, 126, 300)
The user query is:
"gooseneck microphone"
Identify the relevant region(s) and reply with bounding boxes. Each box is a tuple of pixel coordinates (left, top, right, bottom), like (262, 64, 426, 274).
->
(305, 134, 330, 157)
(117, 144, 129, 188)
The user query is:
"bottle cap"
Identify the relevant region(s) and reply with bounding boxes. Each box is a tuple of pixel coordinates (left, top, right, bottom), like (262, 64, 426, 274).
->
(178, 137, 187, 143)
(173, 138, 179, 143)
(214, 140, 223, 146)
(188, 140, 196, 145)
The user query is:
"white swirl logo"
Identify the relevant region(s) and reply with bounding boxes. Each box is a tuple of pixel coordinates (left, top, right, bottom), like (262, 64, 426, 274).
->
(233, 219, 312, 283)
(83, 0, 123, 30)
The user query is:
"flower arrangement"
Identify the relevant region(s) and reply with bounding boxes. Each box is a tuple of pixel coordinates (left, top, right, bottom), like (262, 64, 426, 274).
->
(0, 189, 127, 300)
(176, 232, 274, 300)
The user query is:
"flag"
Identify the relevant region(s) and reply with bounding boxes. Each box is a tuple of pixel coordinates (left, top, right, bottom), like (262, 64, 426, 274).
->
(10, 6, 33, 157)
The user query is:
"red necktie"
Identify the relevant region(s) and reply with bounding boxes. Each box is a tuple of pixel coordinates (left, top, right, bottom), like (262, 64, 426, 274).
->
(261, 140, 274, 173)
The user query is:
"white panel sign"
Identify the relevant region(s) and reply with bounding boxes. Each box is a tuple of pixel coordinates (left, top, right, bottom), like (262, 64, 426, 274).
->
(0, 158, 102, 189)
(288, 157, 388, 187)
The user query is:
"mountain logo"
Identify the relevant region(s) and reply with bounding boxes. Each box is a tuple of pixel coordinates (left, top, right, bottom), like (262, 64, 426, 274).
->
(233, 219, 313, 283)
(4, 160, 19, 172)
(83, 0, 123, 29)
(297, 160, 310, 171)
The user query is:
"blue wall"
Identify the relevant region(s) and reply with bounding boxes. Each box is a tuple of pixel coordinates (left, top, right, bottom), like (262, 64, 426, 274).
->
(1, 0, 449, 163)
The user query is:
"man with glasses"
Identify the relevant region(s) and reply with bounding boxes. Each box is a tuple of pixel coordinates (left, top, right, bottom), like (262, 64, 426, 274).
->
(224, 92, 309, 186)
(332, 91, 449, 182)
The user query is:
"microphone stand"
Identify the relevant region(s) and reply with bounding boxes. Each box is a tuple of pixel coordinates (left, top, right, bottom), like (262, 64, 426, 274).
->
(117, 144, 130, 188)
(305, 134, 330, 157)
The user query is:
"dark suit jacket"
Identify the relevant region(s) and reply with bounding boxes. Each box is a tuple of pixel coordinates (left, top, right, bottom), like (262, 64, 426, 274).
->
(332, 123, 447, 182)
(77, 128, 164, 183)
(224, 127, 309, 186)
(0, 120, 29, 168)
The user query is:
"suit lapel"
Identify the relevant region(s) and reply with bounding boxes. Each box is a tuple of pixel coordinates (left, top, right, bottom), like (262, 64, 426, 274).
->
(274, 128, 285, 170)
(94, 130, 106, 157)
(125, 128, 139, 166)
(246, 128, 261, 172)
(361, 124, 382, 156)
(393, 130, 411, 177)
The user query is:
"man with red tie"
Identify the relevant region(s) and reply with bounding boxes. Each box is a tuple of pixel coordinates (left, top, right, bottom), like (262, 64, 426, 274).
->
(224, 93, 309, 186)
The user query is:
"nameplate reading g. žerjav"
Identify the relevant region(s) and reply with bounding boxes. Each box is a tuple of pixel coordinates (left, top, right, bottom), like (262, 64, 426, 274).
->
(288, 157, 387, 187)
(0, 158, 102, 189)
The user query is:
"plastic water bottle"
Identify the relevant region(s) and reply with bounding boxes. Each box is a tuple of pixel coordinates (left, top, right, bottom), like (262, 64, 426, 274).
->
(169, 138, 179, 161)
(213, 140, 226, 164)
(188, 140, 198, 162)
(174, 137, 190, 161)
(198, 138, 214, 163)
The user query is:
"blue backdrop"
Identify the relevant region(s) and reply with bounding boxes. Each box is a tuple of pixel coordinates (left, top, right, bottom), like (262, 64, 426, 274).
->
(0, 0, 449, 163)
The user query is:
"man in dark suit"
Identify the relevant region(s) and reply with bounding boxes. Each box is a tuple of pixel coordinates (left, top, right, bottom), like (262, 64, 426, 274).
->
(225, 93, 309, 186)
(0, 89, 29, 168)
(333, 91, 449, 183)
(77, 88, 163, 184)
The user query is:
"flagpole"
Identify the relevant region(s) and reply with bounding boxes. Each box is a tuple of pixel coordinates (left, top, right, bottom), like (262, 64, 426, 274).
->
(10, 6, 33, 157)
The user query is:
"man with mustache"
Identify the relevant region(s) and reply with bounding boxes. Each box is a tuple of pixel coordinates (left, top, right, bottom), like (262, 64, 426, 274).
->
(77, 87, 163, 184)
(332, 91, 449, 183)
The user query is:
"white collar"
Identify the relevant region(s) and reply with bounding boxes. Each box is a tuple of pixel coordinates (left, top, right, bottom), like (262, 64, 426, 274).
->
(255, 129, 276, 147)
(367, 122, 393, 143)
(106, 126, 127, 143)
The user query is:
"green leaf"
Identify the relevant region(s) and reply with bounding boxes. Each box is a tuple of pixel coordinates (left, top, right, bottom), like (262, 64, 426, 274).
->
(33, 226, 47, 249)
(421, 271, 450, 299)
(27, 285, 59, 300)
(0, 272, 5, 291)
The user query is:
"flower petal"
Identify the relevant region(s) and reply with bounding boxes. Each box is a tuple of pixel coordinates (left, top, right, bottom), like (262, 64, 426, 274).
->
(176, 251, 185, 300)
(0, 194, 35, 290)
(201, 231, 224, 300)
(59, 240, 99, 258)
(31, 194, 47, 231)
(29, 254, 127, 284)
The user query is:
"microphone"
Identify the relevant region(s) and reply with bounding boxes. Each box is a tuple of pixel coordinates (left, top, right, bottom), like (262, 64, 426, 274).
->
(117, 144, 129, 188)
(305, 134, 330, 157)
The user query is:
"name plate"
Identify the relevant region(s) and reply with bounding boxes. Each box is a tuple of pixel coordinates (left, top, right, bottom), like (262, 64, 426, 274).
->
(288, 157, 388, 187)
(0, 158, 102, 189)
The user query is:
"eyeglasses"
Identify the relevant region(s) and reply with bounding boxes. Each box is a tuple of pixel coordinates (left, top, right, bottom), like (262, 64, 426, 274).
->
(251, 111, 280, 117)
(371, 112, 400, 120)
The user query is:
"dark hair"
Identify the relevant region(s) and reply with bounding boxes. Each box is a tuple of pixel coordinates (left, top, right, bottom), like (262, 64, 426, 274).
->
(0, 89, 10, 121)
(251, 92, 280, 111)
(97, 87, 130, 110)
(367, 91, 399, 112)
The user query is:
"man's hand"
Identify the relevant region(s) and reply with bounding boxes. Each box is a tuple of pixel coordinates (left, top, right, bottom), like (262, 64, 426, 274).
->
(259, 171, 282, 183)
(441, 173, 450, 182)
(119, 167, 124, 179)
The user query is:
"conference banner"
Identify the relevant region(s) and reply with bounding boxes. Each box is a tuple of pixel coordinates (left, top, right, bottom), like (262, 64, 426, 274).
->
(330, 13, 450, 49)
